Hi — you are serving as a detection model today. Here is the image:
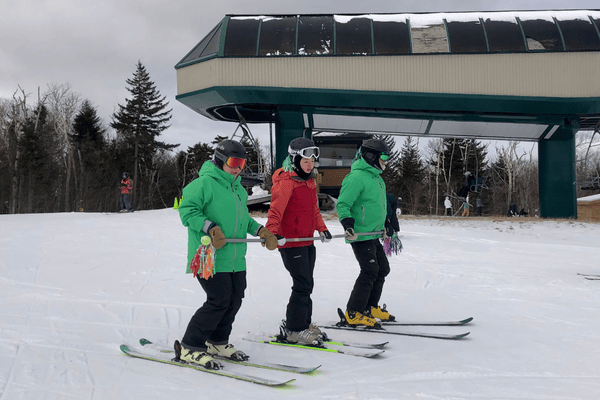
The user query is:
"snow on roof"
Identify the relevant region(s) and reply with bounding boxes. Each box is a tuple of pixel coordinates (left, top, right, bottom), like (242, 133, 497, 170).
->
(577, 193, 600, 203)
(231, 10, 600, 24)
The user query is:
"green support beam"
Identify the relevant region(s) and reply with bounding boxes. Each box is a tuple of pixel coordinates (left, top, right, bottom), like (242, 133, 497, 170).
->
(275, 110, 306, 169)
(538, 123, 578, 219)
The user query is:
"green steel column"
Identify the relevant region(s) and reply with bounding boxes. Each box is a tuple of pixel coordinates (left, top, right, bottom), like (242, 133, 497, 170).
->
(538, 123, 578, 219)
(275, 110, 306, 169)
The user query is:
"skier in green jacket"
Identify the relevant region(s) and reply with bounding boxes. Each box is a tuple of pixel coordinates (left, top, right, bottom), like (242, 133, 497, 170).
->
(177, 139, 278, 369)
(336, 139, 396, 328)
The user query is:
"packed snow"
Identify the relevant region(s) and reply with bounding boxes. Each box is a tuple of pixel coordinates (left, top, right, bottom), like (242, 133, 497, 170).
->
(1, 209, 599, 399)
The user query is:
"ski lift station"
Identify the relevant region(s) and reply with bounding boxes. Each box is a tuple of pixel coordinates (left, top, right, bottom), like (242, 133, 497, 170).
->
(174, 10, 600, 219)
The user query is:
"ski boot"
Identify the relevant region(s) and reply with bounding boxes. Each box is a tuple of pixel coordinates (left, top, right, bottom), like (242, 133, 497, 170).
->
(309, 323, 328, 341)
(279, 321, 324, 346)
(345, 310, 381, 328)
(369, 304, 396, 322)
(206, 342, 249, 361)
(175, 340, 221, 370)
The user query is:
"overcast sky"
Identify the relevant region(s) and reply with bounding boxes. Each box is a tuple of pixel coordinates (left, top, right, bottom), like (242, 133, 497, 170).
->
(2, 0, 598, 154)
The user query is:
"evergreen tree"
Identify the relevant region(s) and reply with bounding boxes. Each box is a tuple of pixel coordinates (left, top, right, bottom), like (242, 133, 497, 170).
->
(72, 100, 107, 210)
(19, 104, 54, 213)
(396, 136, 426, 214)
(73, 99, 105, 147)
(177, 141, 214, 190)
(110, 61, 176, 209)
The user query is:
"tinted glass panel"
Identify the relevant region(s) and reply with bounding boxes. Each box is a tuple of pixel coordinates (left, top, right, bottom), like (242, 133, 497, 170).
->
(224, 18, 259, 56)
(446, 20, 487, 53)
(484, 18, 526, 52)
(181, 24, 221, 63)
(519, 17, 563, 51)
(259, 17, 297, 56)
(372, 19, 411, 54)
(298, 16, 334, 55)
(318, 144, 358, 167)
(335, 16, 372, 55)
(201, 24, 222, 58)
(410, 17, 449, 53)
(557, 18, 600, 50)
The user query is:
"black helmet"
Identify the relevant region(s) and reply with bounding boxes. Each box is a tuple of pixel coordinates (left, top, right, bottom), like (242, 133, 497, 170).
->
(213, 139, 247, 169)
(360, 139, 390, 170)
(288, 137, 318, 180)
(288, 137, 319, 160)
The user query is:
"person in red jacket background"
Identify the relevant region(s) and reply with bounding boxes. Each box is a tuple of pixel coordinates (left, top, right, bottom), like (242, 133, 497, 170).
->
(266, 137, 332, 346)
(120, 172, 133, 212)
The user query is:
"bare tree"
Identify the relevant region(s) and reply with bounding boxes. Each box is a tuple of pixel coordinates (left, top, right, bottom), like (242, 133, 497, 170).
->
(46, 83, 80, 212)
(1, 88, 30, 213)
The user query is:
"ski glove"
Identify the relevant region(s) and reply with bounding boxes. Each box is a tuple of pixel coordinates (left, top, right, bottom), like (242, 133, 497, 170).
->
(341, 218, 358, 241)
(275, 234, 287, 247)
(384, 219, 395, 239)
(208, 225, 226, 249)
(258, 227, 278, 251)
(320, 230, 332, 243)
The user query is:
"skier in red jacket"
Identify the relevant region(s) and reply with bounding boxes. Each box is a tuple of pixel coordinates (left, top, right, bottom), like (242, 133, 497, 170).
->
(266, 137, 332, 346)
(120, 172, 133, 212)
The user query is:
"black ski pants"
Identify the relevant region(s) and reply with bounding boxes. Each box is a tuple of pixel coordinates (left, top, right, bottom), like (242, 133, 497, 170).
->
(279, 245, 316, 332)
(346, 239, 390, 313)
(182, 271, 246, 351)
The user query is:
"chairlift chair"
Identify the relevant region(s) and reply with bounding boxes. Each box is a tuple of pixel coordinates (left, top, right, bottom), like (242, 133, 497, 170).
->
(578, 123, 600, 191)
(230, 107, 267, 187)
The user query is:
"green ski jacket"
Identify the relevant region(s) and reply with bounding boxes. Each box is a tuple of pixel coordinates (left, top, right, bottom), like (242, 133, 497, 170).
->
(336, 157, 387, 242)
(179, 160, 262, 274)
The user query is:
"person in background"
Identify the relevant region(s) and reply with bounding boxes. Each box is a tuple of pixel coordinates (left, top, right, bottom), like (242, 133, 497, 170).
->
(386, 193, 400, 232)
(444, 196, 452, 216)
(337, 138, 395, 328)
(461, 195, 470, 217)
(177, 139, 278, 369)
(476, 196, 483, 216)
(267, 137, 331, 346)
(120, 172, 133, 212)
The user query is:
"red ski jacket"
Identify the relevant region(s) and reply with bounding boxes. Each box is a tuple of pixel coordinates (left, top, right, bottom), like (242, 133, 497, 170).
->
(121, 178, 133, 194)
(266, 168, 327, 249)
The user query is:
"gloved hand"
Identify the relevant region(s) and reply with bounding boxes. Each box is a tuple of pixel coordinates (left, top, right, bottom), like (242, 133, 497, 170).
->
(344, 228, 358, 241)
(275, 234, 287, 246)
(384, 219, 395, 239)
(208, 225, 226, 249)
(341, 218, 358, 241)
(258, 227, 278, 250)
(319, 230, 332, 243)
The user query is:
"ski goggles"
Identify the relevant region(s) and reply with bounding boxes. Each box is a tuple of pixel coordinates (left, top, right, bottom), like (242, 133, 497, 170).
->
(296, 146, 320, 159)
(225, 157, 247, 169)
(380, 152, 390, 161)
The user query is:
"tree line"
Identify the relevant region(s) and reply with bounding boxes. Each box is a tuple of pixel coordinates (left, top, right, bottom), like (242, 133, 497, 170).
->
(2, 61, 598, 216)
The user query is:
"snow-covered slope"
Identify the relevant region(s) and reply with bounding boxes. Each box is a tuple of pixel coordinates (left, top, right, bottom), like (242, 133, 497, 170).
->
(1, 209, 599, 399)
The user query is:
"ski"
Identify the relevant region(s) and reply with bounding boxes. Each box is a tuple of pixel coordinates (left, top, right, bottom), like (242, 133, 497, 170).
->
(138, 338, 320, 374)
(584, 277, 600, 280)
(320, 324, 470, 340)
(323, 337, 388, 349)
(243, 333, 384, 358)
(120, 344, 295, 387)
(381, 317, 473, 326)
(316, 308, 470, 340)
(243, 333, 387, 350)
(578, 273, 600, 277)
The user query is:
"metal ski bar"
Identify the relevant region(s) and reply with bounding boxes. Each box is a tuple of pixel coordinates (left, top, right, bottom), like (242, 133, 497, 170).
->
(224, 231, 384, 243)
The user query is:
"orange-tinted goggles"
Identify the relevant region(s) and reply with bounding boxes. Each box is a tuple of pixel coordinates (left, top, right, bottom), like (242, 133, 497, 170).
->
(226, 157, 247, 169)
